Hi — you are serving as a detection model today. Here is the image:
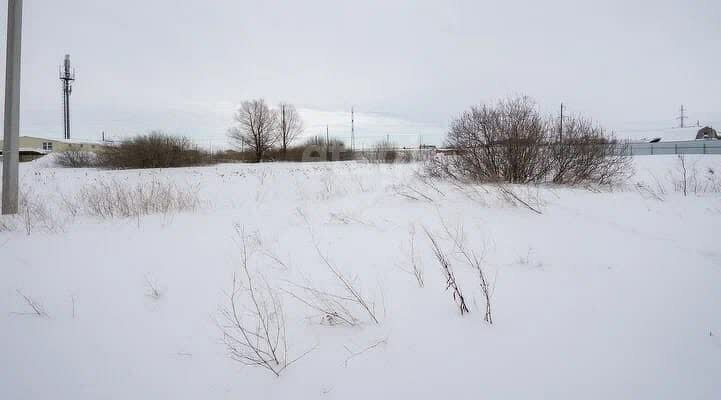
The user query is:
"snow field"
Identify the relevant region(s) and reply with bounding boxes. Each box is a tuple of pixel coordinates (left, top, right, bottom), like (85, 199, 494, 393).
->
(1, 155, 720, 399)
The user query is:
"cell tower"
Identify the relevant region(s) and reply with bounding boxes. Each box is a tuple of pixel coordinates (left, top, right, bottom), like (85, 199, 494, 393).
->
(59, 54, 75, 140)
(677, 104, 687, 129)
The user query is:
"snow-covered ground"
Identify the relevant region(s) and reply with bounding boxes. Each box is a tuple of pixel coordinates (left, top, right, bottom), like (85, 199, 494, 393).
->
(1, 156, 720, 399)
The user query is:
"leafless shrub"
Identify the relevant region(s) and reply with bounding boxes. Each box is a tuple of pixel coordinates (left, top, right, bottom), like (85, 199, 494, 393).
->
(699, 167, 721, 193)
(75, 179, 199, 219)
(398, 226, 424, 288)
(145, 276, 163, 300)
(17, 189, 63, 235)
(635, 172, 668, 201)
(0, 216, 15, 232)
(293, 210, 378, 325)
(59, 190, 81, 218)
(365, 139, 399, 164)
(550, 115, 632, 185)
(314, 244, 379, 324)
(343, 338, 388, 367)
(442, 224, 494, 324)
(415, 170, 447, 198)
(446, 96, 551, 183)
(669, 157, 721, 196)
(674, 155, 689, 196)
(71, 294, 77, 318)
(282, 280, 359, 327)
(54, 150, 98, 168)
(220, 228, 306, 377)
(424, 154, 459, 181)
(494, 184, 542, 214)
(12, 290, 48, 317)
(516, 247, 544, 269)
(391, 183, 434, 202)
(424, 227, 469, 315)
(442, 96, 631, 186)
(97, 132, 212, 169)
(635, 182, 665, 201)
(283, 136, 347, 162)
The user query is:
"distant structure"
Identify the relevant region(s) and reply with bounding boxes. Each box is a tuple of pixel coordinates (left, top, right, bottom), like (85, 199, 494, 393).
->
(696, 126, 718, 140)
(0, 135, 101, 162)
(59, 54, 76, 140)
(677, 105, 687, 128)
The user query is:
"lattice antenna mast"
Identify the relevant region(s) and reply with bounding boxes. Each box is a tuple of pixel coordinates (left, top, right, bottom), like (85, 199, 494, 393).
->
(677, 104, 687, 128)
(59, 54, 75, 140)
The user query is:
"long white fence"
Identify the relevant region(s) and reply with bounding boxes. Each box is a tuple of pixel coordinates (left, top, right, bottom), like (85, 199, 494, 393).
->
(626, 140, 721, 156)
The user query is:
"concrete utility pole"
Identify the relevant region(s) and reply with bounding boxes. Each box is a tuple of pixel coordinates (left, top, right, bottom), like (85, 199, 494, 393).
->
(351, 107, 355, 152)
(2, 0, 22, 215)
(559, 102, 564, 142)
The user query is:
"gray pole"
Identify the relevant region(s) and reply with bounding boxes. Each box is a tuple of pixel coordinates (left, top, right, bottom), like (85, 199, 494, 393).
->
(2, 0, 22, 215)
(559, 102, 563, 142)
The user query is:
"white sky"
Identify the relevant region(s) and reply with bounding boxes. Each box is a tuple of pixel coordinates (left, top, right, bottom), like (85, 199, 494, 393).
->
(0, 0, 719, 146)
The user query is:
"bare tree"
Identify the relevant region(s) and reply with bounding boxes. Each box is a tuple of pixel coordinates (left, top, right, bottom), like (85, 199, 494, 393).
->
(276, 103, 304, 159)
(228, 99, 278, 162)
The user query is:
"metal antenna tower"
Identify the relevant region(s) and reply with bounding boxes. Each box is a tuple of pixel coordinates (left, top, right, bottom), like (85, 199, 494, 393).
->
(677, 104, 687, 128)
(59, 54, 75, 140)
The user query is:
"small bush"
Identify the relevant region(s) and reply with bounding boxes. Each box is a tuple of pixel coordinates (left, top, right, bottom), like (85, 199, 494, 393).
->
(267, 136, 349, 162)
(442, 95, 631, 185)
(550, 116, 631, 185)
(54, 150, 97, 168)
(97, 132, 213, 169)
(75, 179, 200, 218)
(0, 189, 63, 234)
(367, 140, 399, 163)
(446, 96, 551, 183)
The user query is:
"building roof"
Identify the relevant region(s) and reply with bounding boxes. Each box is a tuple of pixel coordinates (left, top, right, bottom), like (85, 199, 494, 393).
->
(696, 127, 718, 140)
(19, 135, 104, 145)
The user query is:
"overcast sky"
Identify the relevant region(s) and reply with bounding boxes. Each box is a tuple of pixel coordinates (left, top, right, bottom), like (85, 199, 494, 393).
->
(0, 0, 719, 146)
